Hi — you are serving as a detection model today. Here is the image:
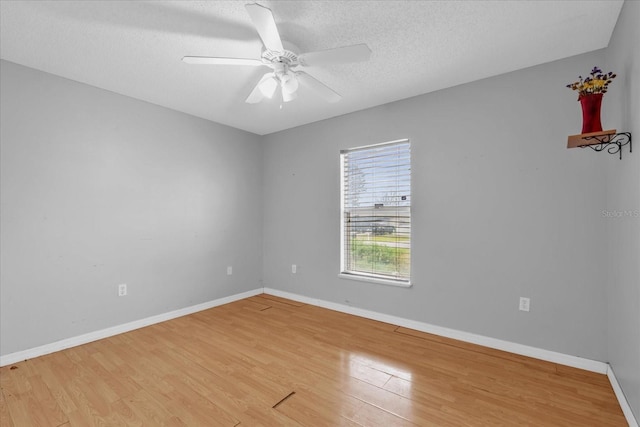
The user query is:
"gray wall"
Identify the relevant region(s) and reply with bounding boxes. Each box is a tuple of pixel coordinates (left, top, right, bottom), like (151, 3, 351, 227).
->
(0, 60, 263, 356)
(262, 51, 610, 361)
(605, 0, 640, 419)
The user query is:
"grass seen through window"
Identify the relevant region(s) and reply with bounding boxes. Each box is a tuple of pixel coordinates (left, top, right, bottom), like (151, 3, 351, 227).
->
(350, 233, 410, 276)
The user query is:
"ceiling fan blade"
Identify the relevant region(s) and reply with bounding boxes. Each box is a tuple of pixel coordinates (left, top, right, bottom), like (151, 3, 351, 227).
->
(298, 44, 372, 67)
(246, 72, 276, 104)
(296, 71, 341, 103)
(182, 56, 265, 66)
(245, 3, 284, 53)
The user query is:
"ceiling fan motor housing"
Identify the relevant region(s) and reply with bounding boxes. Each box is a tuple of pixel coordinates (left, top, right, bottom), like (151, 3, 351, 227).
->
(261, 48, 299, 68)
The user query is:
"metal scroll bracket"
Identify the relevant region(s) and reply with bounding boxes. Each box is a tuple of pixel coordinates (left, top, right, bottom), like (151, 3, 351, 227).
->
(567, 130, 632, 160)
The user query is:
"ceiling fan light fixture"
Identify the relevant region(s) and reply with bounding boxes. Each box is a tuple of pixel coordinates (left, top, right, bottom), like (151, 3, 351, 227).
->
(281, 73, 299, 95)
(258, 75, 278, 98)
(282, 87, 298, 102)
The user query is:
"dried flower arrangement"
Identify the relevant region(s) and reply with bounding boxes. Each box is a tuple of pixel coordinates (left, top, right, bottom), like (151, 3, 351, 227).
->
(566, 66, 616, 99)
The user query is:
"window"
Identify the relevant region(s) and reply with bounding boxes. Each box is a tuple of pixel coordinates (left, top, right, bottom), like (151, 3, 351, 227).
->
(340, 139, 411, 286)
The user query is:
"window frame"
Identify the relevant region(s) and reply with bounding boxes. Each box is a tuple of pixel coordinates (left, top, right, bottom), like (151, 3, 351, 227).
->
(339, 139, 412, 288)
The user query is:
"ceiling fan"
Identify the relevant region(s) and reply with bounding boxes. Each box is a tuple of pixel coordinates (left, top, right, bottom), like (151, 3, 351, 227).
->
(182, 3, 371, 104)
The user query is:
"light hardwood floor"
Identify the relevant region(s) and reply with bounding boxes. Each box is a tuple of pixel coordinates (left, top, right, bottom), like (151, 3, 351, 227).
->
(0, 294, 627, 426)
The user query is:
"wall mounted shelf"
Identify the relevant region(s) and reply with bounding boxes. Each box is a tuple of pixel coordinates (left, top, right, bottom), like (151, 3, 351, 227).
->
(567, 129, 632, 160)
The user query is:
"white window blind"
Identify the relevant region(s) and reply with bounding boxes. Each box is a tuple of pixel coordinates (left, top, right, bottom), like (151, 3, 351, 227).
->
(340, 139, 411, 284)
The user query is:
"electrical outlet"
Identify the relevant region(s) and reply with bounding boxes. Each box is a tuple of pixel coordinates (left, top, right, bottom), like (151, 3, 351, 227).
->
(291, 264, 297, 274)
(118, 284, 127, 297)
(227, 266, 232, 275)
(519, 297, 530, 312)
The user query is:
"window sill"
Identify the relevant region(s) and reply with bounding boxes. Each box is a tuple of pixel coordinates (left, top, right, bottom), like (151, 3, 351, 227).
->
(338, 273, 412, 288)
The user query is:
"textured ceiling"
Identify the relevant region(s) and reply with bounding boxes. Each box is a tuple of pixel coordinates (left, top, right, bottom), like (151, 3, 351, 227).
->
(0, 1, 624, 135)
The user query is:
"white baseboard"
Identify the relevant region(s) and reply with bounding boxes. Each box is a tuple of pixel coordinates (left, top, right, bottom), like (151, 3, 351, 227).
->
(608, 365, 640, 427)
(0, 288, 263, 367)
(263, 287, 608, 374)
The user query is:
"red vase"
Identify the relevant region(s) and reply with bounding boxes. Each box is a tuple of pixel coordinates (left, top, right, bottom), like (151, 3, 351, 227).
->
(579, 93, 603, 134)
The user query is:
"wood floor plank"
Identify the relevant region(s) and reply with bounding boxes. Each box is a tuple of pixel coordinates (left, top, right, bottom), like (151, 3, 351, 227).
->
(1, 361, 69, 427)
(0, 294, 627, 426)
(275, 389, 371, 427)
(161, 379, 238, 427)
(254, 294, 306, 307)
(120, 389, 188, 427)
(0, 388, 15, 427)
(29, 356, 80, 415)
